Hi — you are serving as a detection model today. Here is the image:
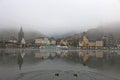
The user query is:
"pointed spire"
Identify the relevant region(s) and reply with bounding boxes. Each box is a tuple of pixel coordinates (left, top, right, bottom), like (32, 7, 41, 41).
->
(20, 27, 23, 33)
(18, 27, 25, 44)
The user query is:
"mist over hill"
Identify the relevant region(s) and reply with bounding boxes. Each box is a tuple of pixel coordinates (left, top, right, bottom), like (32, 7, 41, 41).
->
(86, 23, 120, 40)
(0, 23, 120, 41)
(0, 28, 45, 41)
(62, 23, 120, 40)
(53, 31, 80, 39)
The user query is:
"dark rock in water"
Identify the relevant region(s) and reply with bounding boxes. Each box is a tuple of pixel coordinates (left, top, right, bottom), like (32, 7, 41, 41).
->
(83, 62, 86, 66)
(73, 74, 78, 77)
(55, 73, 59, 77)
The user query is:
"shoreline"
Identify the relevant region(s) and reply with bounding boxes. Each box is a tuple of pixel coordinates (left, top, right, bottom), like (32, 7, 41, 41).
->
(0, 48, 120, 51)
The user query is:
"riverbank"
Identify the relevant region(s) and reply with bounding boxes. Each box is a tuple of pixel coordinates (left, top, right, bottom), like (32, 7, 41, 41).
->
(0, 47, 120, 51)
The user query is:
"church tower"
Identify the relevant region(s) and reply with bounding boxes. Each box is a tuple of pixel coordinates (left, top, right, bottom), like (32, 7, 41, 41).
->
(18, 27, 25, 44)
(82, 32, 89, 46)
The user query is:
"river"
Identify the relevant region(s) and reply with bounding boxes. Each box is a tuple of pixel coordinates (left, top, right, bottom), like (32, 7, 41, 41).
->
(0, 49, 120, 80)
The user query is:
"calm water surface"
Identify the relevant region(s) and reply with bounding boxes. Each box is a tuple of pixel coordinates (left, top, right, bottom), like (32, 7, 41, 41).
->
(0, 49, 120, 80)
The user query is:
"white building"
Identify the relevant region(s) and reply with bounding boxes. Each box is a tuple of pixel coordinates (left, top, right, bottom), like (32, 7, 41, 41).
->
(50, 40, 56, 45)
(42, 37, 50, 45)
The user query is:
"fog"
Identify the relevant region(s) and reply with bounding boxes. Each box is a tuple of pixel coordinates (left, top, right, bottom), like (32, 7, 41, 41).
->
(0, 0, 120, 36)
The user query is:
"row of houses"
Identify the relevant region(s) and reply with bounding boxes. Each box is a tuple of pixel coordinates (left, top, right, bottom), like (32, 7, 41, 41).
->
(35, 37, 56, 46)
(79, 32, 103, 47)
(0, 27, 26, 48)
(35, 38, 74, 47)
(34, 32, 120, 48)
(1, 27, 120, 48)
(0, 41, 20, 48)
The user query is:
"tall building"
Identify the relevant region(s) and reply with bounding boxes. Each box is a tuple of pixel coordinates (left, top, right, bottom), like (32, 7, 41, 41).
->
(18, 27, 25, 44)
(102, 36, 107, 47)
(102, 34, 114, 47)
(79, 32, 103, 47)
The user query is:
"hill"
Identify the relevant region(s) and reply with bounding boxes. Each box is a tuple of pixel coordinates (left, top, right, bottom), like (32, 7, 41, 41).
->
(0, 28, 45, 41)
(64, 23, 120, 40)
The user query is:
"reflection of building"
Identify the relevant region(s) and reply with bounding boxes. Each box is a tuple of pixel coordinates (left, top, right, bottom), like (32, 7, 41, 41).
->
(17, 50, 25, 70)
(79, 32, 103, 47)
(78, 51, 104, 66)
(79, 52, 89, 63)
(17, 52, 23, 70)
(88, 51, 96, 56)
(34, 52, 50, 59)
(34, 52, 57, 59)
(96, 52, 103, 58)
(79, 51, 104, 58)
(34, 52, 44, 59)
(60, 51, 68, 58)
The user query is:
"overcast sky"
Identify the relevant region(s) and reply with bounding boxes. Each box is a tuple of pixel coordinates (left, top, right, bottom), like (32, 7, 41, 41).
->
(0, 0, 120, 36)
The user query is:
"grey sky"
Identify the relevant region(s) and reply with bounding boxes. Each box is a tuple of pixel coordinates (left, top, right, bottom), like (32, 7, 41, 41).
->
(0, 0, 120, 36)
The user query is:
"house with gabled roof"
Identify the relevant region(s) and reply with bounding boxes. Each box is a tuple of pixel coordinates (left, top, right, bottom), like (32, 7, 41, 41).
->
(79, 32, 103, 47)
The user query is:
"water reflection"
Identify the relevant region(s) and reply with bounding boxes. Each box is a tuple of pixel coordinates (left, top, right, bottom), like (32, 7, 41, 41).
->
(34, 51, 57, 60)
(61, 50, 120, 69)
(17, 50, 25, 70)
(0, 49, 120, 71)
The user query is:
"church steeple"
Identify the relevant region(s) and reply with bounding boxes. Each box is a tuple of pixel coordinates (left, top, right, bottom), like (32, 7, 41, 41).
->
(18, 27, 24, 44)
(20, 27, 23, 33)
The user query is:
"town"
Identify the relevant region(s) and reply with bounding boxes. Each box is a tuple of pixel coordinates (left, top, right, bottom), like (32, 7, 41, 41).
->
(0, 27, 120, 50)
(1, 0, 120, 80)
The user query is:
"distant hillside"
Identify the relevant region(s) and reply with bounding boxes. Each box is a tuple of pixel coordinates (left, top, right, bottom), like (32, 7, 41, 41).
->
(0, 28, 45, 41)
(64, 23, 120, 40)
(86, 23, 120, 40)
(54, 31, 81, 39)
